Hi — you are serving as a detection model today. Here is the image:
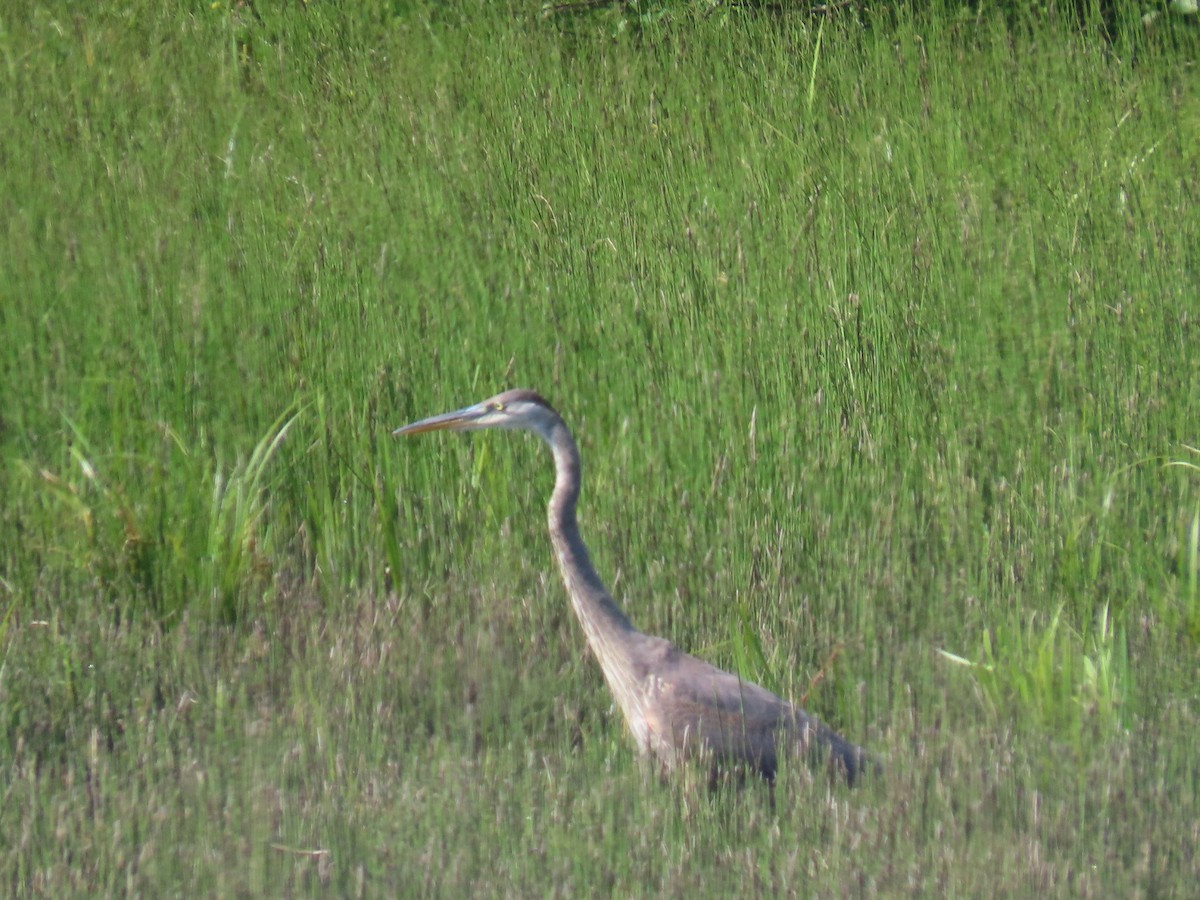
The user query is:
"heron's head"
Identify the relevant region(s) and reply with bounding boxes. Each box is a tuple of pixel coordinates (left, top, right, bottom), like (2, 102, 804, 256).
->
(393, 389, 562, 441)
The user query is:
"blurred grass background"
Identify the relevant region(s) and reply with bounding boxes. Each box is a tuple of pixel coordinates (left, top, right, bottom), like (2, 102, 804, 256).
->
(1, 1, 1198, 894)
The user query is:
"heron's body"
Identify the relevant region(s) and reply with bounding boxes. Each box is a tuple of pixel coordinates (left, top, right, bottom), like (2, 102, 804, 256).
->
(396, 389, 870, 784)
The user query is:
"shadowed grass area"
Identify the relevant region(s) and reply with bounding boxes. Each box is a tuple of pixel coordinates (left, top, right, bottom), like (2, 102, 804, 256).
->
(2, 1, 1198, 894)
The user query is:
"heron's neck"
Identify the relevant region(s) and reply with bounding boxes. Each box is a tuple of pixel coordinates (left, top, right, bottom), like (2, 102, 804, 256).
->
(544, 420, 639, 654)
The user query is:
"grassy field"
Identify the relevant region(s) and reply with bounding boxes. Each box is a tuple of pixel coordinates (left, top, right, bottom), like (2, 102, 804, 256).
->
(2, 0, 1198, 894)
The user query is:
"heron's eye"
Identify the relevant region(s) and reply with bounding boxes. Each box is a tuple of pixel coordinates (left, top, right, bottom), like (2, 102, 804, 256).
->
(493, 401, 506, 412)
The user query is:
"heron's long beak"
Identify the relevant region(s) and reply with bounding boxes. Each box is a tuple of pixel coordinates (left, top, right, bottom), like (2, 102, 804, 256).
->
(393, 403, 487, 437)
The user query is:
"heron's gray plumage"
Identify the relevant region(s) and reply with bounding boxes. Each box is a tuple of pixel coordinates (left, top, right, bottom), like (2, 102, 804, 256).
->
(395, 389, 871, 785)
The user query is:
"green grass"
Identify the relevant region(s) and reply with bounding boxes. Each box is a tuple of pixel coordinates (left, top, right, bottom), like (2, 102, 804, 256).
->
(2, 1, 1199, 894)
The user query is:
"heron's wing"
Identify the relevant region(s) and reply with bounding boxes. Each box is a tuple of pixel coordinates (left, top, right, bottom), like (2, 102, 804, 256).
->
(634, 634, 868, 781)
(634, 636, 795, 719)
(629, 637, 792, 767)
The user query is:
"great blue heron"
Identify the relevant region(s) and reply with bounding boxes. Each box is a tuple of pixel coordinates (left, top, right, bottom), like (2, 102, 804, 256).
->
(395, 389, 871, 785)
